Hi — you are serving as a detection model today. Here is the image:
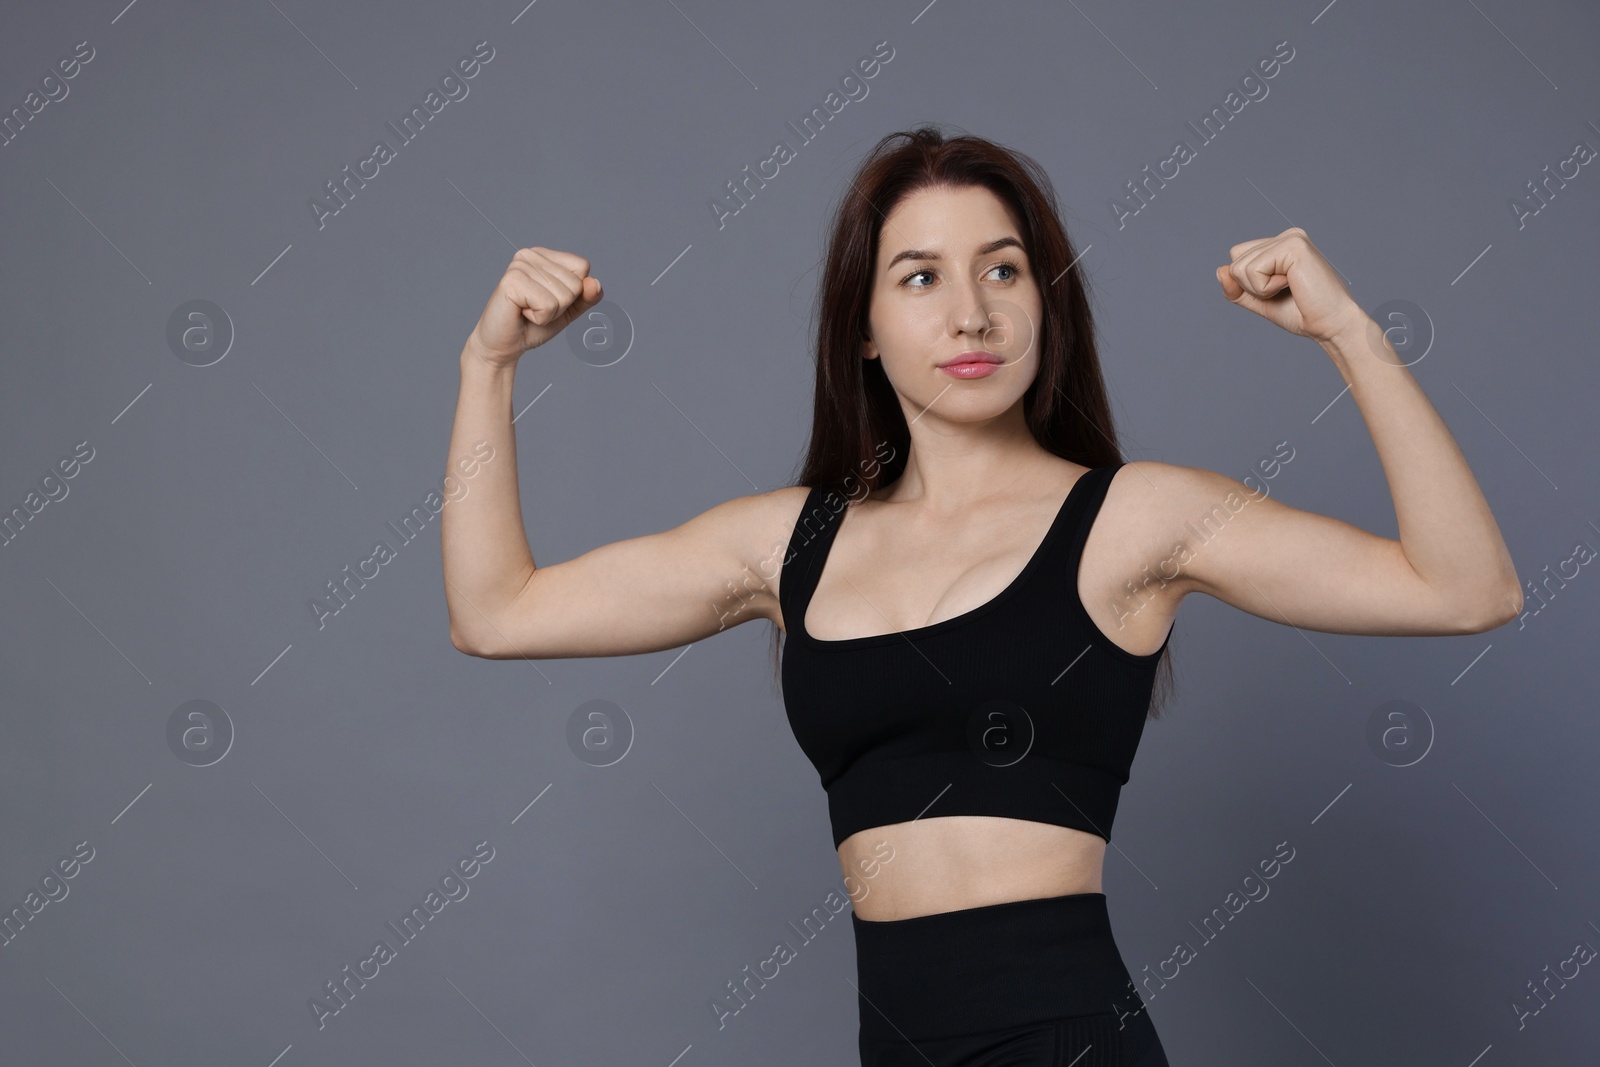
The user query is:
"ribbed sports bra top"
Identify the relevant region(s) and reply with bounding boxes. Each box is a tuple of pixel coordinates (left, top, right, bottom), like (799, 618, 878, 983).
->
(778, 464, 1170, 850)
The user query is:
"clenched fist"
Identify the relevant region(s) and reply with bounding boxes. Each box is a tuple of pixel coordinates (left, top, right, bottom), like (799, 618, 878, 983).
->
(467, 246, 603, 366)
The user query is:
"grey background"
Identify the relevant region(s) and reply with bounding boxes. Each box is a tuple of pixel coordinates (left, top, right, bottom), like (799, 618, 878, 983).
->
(2, 0, 1597, 1064)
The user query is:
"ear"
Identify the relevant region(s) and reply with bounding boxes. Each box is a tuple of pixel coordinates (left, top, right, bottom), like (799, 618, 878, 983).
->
(861, 333, 878, 361)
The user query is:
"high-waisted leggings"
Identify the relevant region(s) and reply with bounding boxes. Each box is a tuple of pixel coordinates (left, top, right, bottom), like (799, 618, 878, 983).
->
(852, 891, 1170, 1066)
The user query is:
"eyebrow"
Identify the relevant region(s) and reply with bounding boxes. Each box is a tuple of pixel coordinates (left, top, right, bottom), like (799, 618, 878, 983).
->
(885, 236, 1026, 272)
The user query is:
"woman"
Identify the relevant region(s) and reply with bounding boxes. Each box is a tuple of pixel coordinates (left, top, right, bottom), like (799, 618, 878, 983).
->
(441, 127, 1522, 1065)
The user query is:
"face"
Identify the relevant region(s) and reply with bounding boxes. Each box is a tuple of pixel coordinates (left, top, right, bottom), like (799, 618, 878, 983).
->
(863, 183, 1043, 423)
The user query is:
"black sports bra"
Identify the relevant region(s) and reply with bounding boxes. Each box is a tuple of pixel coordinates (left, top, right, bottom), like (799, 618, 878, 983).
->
(778, 464, 1171, 850)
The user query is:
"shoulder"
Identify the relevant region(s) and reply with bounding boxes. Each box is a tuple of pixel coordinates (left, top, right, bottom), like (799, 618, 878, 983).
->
(689, 484, 812, 563)
(1110, 459, 1255, 512)
(1097, 460, 1264, 597)
(690, 485, 817, 626)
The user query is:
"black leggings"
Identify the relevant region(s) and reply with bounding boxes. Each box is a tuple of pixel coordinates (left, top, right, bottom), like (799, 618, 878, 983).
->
(852, 891, 1170, 1066)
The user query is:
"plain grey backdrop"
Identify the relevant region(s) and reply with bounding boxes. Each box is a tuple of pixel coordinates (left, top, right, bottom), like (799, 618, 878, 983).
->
(2, 0, 1597, 1063)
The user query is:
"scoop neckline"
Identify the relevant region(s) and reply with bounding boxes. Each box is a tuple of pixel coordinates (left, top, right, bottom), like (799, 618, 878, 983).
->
(793, 469, 1098, 651)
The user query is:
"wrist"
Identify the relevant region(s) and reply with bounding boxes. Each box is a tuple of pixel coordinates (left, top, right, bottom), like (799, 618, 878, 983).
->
(460, 333, 521, 377)
(1316, 312, 1387, 373)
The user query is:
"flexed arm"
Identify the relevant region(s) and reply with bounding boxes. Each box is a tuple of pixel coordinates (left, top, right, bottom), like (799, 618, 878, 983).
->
(441, 247, 797, 659)
(1153, 229, 1521, 636)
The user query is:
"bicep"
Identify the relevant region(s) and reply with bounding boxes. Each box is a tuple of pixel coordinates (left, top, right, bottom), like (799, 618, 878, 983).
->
(464, 490, 791, 660)
(1166, 465, 1481, 637)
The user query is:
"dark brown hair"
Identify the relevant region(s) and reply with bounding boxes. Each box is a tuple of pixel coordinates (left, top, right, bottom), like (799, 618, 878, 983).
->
(771, 125, 1173, 718)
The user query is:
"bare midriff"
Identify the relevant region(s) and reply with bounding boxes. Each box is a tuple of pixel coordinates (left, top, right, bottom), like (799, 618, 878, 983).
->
(840, 816, 1106, 921)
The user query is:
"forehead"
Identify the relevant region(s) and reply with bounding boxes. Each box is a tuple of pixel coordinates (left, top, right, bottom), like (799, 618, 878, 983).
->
(878, 185, 1022, 259)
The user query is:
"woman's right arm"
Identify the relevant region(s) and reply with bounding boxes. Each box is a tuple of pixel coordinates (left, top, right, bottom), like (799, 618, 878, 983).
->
(441, 247, 800, 659)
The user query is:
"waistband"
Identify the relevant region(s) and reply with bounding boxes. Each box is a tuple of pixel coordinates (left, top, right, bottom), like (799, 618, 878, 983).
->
(852, 891, 1147, 1041)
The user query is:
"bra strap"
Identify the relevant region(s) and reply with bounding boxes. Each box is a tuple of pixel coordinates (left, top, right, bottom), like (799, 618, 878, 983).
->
(780, 485, 849, 631)
(1060, 464, 1126, 571)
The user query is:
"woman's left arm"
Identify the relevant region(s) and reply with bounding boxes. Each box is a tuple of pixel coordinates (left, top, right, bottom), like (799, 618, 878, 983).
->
(1152, 227, 1523, 637)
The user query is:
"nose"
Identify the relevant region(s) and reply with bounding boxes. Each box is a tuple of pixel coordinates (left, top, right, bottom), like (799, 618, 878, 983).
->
(953, 282, 990, 339)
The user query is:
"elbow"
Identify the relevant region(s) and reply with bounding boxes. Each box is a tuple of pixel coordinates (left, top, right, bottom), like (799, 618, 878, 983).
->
(449, 623, 486, 657)
(1460, 580, 1524, 633)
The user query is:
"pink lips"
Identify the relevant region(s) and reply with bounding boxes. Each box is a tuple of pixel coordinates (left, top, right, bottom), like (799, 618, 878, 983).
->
(938, 351, 1003, 379)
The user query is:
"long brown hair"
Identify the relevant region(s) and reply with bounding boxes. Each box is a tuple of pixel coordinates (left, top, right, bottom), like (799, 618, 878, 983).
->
(770, 125, 1173, 718)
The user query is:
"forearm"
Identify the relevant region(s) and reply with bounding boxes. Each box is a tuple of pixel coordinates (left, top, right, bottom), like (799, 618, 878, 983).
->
(441, 337, 535, 647)
(1319, 315, 1521, 615)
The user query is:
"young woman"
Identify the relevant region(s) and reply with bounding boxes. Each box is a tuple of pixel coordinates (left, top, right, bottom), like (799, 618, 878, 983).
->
(441, 127, 1522, 1066)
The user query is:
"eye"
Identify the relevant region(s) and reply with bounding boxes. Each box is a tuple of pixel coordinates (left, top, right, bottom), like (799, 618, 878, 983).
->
(899, 260, 1024, 289)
